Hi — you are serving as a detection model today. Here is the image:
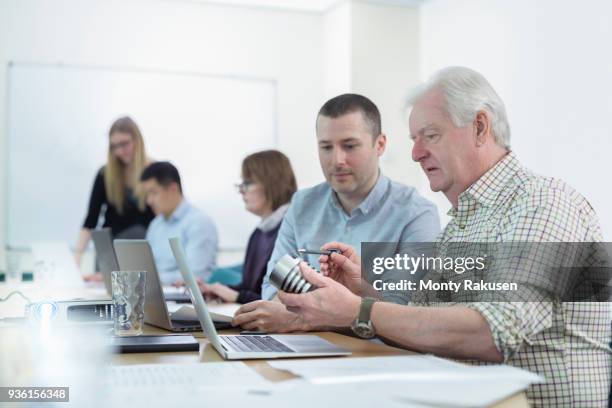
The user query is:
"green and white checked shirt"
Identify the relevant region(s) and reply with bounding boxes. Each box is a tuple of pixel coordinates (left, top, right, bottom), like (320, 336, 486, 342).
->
(416, 152, 611, 407)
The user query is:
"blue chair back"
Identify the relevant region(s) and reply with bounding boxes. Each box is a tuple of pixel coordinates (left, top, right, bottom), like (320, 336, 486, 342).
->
(207, 264, 243, 286)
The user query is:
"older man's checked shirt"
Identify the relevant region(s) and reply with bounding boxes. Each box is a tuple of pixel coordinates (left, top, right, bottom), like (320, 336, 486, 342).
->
(413, 152, 611, 407)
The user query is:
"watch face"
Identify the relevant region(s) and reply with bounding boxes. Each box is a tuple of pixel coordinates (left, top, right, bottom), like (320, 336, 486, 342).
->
(354, 322, 375, 339)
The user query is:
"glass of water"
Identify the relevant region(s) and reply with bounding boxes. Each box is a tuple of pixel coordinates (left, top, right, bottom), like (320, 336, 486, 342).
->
(111, 270, 146, 336)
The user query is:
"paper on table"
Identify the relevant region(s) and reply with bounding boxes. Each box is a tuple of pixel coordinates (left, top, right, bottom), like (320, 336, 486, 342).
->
(392, 379, 532, 408)
(106, 361, 269, 389)
(104, 359, 532, 408)
(275, 378, 531, 408)
(270, 355, 444, 383)
(105, 370, 430, 408)
(241, 380, 434, 408)
(269, 355, 543, 407)
(170, 303, 240, 323)
(269, 355, 542, 384)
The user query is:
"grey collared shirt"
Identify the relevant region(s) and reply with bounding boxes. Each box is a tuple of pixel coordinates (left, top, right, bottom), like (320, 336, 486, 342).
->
(261, 174, 441, 299)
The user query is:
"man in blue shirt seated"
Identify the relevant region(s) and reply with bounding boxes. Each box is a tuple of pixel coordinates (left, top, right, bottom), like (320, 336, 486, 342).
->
(232, 93, 441, 333)
(141, 161, 218, 286)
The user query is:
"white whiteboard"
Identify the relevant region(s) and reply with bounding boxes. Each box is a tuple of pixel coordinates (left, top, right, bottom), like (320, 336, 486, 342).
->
(7, 62, 277, 249)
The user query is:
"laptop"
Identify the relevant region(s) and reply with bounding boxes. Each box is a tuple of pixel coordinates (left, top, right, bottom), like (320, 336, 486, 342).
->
(91, 228, 119, 295)
(93, 229, 189, 302)
(113, 239, 228, 332)
(169, 236, 351, 360)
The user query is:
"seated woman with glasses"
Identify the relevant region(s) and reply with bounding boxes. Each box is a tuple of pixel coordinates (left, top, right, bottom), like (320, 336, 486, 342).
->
(199, 150, 297, 304)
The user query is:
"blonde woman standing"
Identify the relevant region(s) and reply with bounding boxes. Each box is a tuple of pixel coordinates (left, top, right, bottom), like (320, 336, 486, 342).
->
(75, 116, 154, 267)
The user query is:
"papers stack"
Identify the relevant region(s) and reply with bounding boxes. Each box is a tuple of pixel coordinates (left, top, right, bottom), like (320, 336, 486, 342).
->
(269, 355, 543, 407)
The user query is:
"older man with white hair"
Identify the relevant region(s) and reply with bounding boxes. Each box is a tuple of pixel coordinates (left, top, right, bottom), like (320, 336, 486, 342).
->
(278, 67, 612, 407)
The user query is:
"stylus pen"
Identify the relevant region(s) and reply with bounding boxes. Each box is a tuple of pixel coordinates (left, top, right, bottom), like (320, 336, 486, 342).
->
(297, 248, 341, 256)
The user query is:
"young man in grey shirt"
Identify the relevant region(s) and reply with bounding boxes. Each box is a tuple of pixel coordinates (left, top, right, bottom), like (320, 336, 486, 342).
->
(232, 93, 440, 332)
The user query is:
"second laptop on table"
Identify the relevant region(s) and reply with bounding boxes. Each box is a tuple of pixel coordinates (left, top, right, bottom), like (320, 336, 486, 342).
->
(113, 239, 229, 332)
(169, 236, 351, 360)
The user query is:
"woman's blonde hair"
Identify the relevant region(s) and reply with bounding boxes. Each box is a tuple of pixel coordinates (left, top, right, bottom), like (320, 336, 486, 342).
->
(104, 116, 147, 213)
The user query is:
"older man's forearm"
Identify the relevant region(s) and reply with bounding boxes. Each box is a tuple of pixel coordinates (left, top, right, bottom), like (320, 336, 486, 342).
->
(371, 302, 503, 362)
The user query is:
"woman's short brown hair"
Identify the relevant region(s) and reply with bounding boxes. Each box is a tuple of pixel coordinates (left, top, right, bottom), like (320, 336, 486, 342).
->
(241, 150, 297, 211)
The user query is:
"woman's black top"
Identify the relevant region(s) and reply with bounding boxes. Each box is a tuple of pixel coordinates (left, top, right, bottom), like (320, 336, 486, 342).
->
(229, 223, 282, 304)
(82, 167, 155, 237)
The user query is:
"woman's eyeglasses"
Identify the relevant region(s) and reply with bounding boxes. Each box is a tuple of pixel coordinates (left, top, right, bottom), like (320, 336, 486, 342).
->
(110, 140, 133, 152)
(235, 180, 255, 193)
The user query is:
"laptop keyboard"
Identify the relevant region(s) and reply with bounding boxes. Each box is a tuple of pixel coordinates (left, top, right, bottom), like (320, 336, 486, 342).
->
(221, 335, 295, 353)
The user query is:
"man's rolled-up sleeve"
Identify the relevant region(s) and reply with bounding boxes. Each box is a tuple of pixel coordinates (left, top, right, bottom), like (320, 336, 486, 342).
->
(466, 301, 553, 362)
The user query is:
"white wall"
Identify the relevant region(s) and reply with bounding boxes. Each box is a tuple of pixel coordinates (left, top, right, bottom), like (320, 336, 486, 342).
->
(0, 0, 326, 256)
(321, 1, 424, 196)
(350, 1, 422, 190)
(323, 1, 352, 99)
(420, 0, 612, 238)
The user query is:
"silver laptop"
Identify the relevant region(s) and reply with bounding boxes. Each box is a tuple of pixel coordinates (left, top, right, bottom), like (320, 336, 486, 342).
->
(114, 239, 214, 332)
(94, 230, 190, 303)
(169, 237, 351, 360)
(91, 228, 119, 295)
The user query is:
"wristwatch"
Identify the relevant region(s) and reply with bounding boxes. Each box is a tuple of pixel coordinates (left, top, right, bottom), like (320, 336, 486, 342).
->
(351, 297, 377, 339)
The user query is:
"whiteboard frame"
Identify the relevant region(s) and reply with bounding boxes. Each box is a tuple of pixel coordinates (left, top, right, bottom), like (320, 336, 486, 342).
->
(5, 60, 279, 250)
